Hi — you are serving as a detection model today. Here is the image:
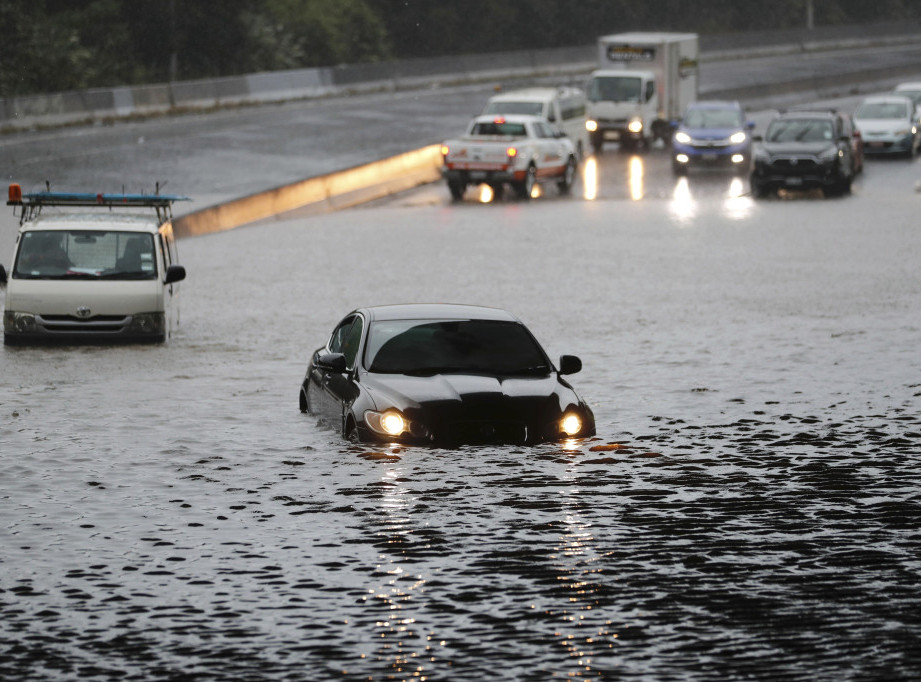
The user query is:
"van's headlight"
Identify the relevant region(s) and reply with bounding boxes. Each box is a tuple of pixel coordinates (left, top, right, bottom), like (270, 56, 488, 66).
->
(4, 311, 36, 333)
(127, 312, 165, 334)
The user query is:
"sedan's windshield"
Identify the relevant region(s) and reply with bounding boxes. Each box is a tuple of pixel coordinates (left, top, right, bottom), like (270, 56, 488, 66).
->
(766, 119, 834, 143)
(13, 230, 157, 280)
(365, 319, 550, 375)
(855, 101, 909, 119)
(684, 108, 743, 129)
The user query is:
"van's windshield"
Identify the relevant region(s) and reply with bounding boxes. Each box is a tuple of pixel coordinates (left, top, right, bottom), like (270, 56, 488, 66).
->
(13, 230, 158, 280)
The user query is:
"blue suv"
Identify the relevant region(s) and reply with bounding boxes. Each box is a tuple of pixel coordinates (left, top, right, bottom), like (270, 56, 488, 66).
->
(672, 101, 754, 174)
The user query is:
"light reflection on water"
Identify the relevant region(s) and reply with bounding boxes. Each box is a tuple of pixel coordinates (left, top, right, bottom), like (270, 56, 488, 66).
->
(2, 189, 920, 680)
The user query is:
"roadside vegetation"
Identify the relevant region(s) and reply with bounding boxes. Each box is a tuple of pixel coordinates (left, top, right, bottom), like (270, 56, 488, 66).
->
(2, 0, 919, 97)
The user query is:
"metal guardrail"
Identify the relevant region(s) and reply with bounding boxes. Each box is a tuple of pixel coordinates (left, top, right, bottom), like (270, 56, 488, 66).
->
(2, 23, 920, 131)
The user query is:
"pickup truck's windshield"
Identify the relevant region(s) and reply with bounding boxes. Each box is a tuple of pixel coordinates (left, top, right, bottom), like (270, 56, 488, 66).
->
(470, 121, 527, 136)
(13, 230, 158, 280)
(588, 76, 642, 103)
(365, 319, 550, 376)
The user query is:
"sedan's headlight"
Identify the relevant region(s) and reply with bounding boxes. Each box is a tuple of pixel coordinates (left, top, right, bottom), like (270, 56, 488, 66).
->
(560, 412, 584, 437)
(674, 131, 692, 144)
(366, 409, 407, 436)
(730, 131, 747, 145)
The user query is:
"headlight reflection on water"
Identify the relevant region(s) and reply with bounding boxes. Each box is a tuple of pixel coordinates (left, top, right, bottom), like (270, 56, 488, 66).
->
(582, 157, 599, 201)
(628, 156, 644, 201)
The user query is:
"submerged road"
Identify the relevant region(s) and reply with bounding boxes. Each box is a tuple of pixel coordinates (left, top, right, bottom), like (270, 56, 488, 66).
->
(1, 37, 921, 681)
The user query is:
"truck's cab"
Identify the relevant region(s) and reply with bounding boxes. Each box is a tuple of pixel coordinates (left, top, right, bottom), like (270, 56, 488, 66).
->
(585, 32, 699, 153)
(585, 69, 659, 151)
(0, 184, 188, 345)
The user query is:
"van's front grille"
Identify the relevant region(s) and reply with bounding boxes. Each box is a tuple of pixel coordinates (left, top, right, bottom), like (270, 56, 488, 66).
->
(37, 314, 130, 333)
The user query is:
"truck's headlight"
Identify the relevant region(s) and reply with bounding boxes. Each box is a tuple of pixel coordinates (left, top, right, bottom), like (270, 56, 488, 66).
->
(585, 120, 598, 132)
(3, 311, 36, 333)
(628, 119, 644, 134)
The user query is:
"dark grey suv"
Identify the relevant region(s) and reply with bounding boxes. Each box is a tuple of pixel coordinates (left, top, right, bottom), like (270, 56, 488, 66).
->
(750, 110, 858, 197)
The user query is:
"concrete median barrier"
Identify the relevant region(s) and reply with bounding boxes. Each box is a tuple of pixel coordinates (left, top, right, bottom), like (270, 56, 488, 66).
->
(173, 144, 444, 237)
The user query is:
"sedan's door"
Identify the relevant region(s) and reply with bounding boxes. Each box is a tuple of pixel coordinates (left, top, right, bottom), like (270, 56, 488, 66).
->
(312, 314, 364, 432)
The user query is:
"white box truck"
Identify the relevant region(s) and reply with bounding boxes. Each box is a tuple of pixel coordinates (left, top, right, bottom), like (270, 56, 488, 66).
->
(585, 32, 699, 152)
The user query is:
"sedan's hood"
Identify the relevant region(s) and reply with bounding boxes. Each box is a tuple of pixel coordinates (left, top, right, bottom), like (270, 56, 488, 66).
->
(362, 371, 573, 422)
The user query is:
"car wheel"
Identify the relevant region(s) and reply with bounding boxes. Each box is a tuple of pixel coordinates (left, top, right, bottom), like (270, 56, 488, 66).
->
(346, 418, 362, 443)
(750, 175, 770, 198)
(514, 165, 536, 200)
(299, 387, 310, 413)
(672, 161, 687, 176)
(488, 183, 504, 200)
(447, 180, 466, 201)
(590, 132, 604, 154)
(557, 156, 577, 194)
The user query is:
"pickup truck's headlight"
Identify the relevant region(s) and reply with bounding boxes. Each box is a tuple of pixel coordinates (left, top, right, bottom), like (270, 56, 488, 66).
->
(674, 131, 692, 144)
(3, 311, 36, 333)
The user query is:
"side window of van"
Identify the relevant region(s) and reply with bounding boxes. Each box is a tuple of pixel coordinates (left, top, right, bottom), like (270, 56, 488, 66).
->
(561, 98, 586, 121)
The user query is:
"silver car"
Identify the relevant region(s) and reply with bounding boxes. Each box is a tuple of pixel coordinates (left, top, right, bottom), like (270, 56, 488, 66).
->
(853, 95, 920, 158)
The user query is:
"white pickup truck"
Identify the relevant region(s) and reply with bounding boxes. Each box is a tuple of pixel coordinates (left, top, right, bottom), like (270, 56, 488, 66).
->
(441, 114, 578, 200)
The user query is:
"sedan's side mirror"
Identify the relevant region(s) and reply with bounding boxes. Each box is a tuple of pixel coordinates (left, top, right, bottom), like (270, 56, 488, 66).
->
(0, 264, 7, 285)
(317, 352, 348, 373)
(165, 264, 186, 284)
(559, 355, 582, 375)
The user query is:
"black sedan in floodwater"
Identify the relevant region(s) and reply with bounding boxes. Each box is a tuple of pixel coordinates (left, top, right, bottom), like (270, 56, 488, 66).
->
(299, 304, 595, 446)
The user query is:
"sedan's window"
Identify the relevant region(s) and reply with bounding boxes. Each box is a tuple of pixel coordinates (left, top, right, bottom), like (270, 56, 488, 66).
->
(366, 319, 549, 375)
(684, 108, 743, 129)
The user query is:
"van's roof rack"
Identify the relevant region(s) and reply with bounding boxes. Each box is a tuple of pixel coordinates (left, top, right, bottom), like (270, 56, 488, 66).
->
(7, 183, 189, 225)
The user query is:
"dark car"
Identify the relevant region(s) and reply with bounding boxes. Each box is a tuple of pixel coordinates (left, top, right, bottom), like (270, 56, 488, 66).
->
(750, 110, 858, 197)
(671, 100, 754, 174)
(299, 304, 596, 446)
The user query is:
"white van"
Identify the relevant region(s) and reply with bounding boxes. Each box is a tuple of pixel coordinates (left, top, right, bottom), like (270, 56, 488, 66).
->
(0, 184, 187, 345)
(482, 86, 590, 158)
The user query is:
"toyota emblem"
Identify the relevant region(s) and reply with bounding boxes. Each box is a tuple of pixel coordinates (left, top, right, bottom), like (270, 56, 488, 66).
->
(76, 306, 92, 318)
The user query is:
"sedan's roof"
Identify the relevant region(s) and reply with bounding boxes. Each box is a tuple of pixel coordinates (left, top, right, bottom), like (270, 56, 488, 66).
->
(363, 303, 518, 322)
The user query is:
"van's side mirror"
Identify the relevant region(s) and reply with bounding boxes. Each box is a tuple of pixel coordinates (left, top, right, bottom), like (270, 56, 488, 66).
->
(559, 355, 582, 375)
(0, 264, 7, 285)
(165, 264, 186, 284)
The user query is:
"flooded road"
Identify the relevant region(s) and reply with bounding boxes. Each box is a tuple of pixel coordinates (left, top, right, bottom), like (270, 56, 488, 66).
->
(2, 143, 921, 679)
